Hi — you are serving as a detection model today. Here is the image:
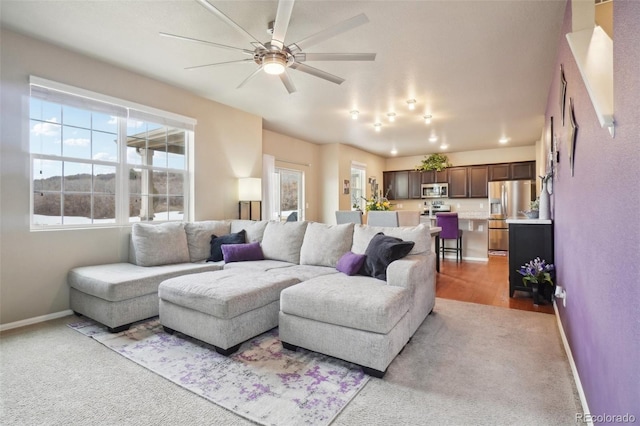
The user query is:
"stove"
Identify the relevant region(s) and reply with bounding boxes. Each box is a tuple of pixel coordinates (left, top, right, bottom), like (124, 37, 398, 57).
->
(423, 201, 451, 214)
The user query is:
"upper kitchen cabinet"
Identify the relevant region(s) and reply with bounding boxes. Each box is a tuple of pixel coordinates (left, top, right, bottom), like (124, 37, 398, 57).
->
(421, 169, 448, 184)
(383, 171, 395, 200)
(409, 171, 422, 199)
(489, 161, 535, 181)
(510, 161, 535, 180)
(448, 167, 469, 198)
(468, 166, 489, 198)
(383, 171, 409, 200)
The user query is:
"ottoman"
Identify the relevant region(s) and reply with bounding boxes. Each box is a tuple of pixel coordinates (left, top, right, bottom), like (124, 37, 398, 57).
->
(158, 269, 300, 355)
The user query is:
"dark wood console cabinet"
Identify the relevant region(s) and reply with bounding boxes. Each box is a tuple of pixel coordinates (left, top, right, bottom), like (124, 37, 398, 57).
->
(508, 222, 554, 300)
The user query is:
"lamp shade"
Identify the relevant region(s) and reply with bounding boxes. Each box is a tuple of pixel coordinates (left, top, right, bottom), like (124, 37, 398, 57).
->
(238, 178, 262, 201)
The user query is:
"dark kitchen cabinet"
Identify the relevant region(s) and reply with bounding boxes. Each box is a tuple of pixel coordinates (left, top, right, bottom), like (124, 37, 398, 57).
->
(394, 171, 409, 199)
(409, 171, 422, 199)
(509, 222, 554, 301)
(511, 161, 535, 180)
(468, 166, 488, 198)
(383, 171, 395, 200)
(448, 167, 468, 198)
(489, 164, 511, 181)
(421, 169, 448, 184)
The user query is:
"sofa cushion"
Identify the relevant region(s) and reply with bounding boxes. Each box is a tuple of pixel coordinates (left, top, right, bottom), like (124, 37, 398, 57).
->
(280, 274, 410, 334)
(352, 223, 429, 256)
(131, 222, 190, 267)
(222, 242, 264, 263)
(360, 233, 415, 281)
(264, 264, 338, 281)
(207, 230, 246, 262)
(68, 262, 223, 302)
(159, 270, 300, 319)
(230, 220, 269, 243)
(223, 259, 295, 272)
(184, 221, 231, 262)
(300, 222, 354, 267)
(260, 221, 308, 264)
(336, 251, 366, 276)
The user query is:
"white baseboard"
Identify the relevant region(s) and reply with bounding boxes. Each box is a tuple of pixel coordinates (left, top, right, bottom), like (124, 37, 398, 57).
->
(0, 309, 74, 332)
(554, 301, 593, 426)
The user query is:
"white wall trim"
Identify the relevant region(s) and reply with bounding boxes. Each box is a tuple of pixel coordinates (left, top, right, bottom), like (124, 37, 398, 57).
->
(0, 309, 74, 332)
(554, 301, 593, 426)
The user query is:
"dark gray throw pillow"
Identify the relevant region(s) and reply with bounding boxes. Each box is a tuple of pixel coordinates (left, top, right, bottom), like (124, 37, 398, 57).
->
(360, 232, 415, 281)
(207, 229, 246, 262)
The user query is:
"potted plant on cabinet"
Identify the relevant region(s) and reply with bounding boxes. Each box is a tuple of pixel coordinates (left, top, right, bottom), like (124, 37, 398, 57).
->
(415, 153, 452, 172)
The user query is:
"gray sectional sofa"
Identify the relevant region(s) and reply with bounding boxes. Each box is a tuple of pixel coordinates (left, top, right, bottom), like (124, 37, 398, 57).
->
(69, 219, 436, 377)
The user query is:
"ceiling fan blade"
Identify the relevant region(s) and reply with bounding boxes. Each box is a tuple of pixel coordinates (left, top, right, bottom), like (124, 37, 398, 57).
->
(237, 67, 263, 89)
(294, 53, 376, 62)
(289, 62, 344, 85)
(279, 70, 297, 94)
(195, 0, 266, 49)
(271, 0, 295, 50)
(185, 59, 254, 70)
(160, 32, 254, 55)
(288, 13, 369, 53)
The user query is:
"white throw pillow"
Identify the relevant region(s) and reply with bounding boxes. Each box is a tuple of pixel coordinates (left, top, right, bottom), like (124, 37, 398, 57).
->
(131, 222, 190, 267)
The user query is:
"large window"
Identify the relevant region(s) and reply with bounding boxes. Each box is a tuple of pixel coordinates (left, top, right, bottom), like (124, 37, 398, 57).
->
(29, 78, 194, 229)
(274, 168, 304, 221)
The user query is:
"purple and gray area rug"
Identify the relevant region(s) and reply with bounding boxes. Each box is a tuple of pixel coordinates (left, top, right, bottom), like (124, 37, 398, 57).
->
(68, 319, 368, 426)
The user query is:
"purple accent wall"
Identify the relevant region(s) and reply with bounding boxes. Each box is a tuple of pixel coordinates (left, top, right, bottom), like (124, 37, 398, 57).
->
(546, 0, 640, 418)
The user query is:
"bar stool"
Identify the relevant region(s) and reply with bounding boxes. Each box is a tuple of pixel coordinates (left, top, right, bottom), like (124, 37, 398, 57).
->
(335, 210, 363, 225)
(367, 211, 399, 227)
(436, 212, 463, 262)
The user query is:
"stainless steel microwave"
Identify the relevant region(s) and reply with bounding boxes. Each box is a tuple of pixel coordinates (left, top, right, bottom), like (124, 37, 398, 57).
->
(421, 183, 449, 198)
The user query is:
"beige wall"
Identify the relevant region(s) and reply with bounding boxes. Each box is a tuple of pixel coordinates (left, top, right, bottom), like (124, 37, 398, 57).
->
(0, 30, 262, 325)
(262, 130, 320, 222)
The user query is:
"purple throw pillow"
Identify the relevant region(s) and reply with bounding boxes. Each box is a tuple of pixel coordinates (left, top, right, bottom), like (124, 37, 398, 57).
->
(336, 251, 366, 276)
(221, 242, 264, 263)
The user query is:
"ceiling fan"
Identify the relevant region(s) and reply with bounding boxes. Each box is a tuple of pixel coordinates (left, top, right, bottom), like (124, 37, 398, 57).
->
(160, 0, 376, 94)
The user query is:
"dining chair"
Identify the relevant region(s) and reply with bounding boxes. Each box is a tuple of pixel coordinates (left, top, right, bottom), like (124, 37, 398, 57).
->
(367, 211, 399, 227)
(335, 210, 363, 225)
(435, 212, 463, 262)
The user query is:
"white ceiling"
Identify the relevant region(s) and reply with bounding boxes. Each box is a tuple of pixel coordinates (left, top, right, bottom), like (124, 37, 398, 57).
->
(1, 0, 566, 158)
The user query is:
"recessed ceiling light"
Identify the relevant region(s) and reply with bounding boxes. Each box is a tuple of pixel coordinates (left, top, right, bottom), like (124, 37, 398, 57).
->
(390, 148, 398, 155)
(440, 143, 449, 150)
(406, 99, 417, 110)
(423, 115, 432, 125)
(350, 110, 359, 120)
(429, 136, 438, 143)
(499, 137, 510, 144)
(387, 112, 396, 122)
(373, 122, 382, 132)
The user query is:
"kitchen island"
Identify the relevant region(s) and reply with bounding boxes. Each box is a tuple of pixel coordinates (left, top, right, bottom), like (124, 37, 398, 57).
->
(421, 212, 489, 261)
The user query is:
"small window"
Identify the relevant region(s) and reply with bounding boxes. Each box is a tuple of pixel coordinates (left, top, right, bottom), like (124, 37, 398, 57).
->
(351, 163, 366, 211)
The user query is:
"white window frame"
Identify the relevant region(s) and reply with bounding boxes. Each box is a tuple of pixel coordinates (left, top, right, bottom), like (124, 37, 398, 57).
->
(274, 167, 305, 221)
(29, 77, 196, 230)
(351, 161, 367, 211)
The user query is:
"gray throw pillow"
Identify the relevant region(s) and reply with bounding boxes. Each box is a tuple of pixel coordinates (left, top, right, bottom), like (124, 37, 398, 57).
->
(261, 221, 308, 264)
(131, 222, 190, 267)
(184, 220, 231, 262)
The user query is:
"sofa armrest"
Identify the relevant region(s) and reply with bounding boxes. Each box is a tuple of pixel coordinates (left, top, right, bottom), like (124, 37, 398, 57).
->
(386, 253, 433, 293)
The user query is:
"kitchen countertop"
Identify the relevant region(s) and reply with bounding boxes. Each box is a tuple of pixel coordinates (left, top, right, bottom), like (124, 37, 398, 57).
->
(506, 219, 553, 224)
(421, 212, 489, 220)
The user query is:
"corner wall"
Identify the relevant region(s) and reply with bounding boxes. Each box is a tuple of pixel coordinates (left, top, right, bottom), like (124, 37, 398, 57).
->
(547, 1, 639, 417)
(0, 30, 262, 325)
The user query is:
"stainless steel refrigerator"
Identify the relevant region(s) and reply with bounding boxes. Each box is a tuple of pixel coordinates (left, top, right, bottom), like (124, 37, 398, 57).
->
(488, 180, 535, 251)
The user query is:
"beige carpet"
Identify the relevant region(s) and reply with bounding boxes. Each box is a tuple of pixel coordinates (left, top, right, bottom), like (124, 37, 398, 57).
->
(0, 298, 581, 425)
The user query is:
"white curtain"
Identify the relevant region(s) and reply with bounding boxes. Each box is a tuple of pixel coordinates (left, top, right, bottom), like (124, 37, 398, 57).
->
(262, 154, 277, 221)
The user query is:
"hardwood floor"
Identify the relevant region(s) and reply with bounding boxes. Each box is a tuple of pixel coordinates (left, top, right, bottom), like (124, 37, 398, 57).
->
(435, 254, 555, 315)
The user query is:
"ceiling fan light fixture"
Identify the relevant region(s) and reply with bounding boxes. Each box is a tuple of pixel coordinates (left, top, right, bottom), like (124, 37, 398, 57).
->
(263, 53, 287, 75)
(406, 99, 417, 110)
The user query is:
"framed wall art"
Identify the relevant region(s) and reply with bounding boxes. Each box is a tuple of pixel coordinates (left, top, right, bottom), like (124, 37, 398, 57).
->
(559, 64, 567, 126)
(343, 179, 350, 195)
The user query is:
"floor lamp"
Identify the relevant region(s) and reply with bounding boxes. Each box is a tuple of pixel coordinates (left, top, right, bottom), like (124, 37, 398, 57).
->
(238, 178, 262, 221)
